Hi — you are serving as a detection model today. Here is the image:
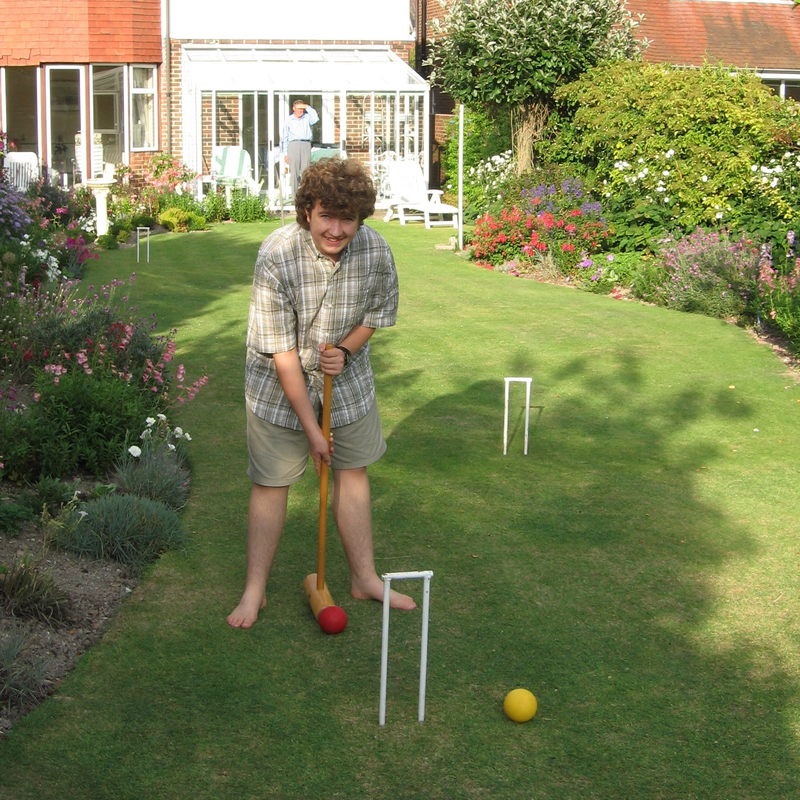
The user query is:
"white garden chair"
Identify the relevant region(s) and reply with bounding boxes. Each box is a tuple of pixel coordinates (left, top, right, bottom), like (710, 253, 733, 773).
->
(382, 159, 459, 229)
(4, 152, 40, 193)
(210, 146, 263, 204)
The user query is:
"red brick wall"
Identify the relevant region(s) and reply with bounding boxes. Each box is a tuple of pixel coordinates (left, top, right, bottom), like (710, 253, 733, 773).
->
(0, 0, 161, 67)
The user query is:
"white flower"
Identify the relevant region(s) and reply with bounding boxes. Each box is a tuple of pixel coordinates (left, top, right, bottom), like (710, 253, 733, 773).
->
(662, 170, 670, 177)
(174, 427, 183, 436)
(167, 443, 176, 451)
(128, 445, 142, 458)
(157, 413, 167, 421)
(183, 433, 192, 442)
(701, 175, 708, 182)
(665, 149, 675, 159)
(145, 417, 155, 426)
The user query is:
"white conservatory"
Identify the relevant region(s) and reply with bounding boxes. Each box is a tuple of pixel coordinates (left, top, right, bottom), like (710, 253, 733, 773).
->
(179, 44, 430, 206)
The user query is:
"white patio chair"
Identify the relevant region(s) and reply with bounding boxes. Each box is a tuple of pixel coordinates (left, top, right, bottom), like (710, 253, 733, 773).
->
(382, 159, 459, 229)
(4, 152, 40, 193)
(210, 146, 263, 203)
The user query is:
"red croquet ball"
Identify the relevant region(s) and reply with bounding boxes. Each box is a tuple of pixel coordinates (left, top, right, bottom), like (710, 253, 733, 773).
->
(318, 605, 348, 635)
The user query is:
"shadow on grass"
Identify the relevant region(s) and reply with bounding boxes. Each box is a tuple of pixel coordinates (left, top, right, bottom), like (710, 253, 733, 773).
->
(365, 347, 800, 798)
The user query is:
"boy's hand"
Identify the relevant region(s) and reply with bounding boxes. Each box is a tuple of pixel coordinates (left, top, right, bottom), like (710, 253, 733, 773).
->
(309, 428, 333, 475)
(319, 343, 346, 375)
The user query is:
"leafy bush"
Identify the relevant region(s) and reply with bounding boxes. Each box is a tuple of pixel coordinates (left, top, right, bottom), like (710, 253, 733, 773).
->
(0, 628, 48, 712)
(201, 191, 229, 223)
(95, 233, 119, 250)
(50, 493, 185, 575)
(576, 251, 645, 294)
(757, 251, 800, 353)
(229, 190, 268, 223)
(440, 108, 513, 217)
(545, 61, 800, 252)
(0, 499, 33, 535)
(17, 476, 76, 517)
(158, 206, 207, 232)
(0, 557, 71, 623)
(633, 228, 760, 319)
(21, 371, 160, 479)
(0, 276, 163, 387)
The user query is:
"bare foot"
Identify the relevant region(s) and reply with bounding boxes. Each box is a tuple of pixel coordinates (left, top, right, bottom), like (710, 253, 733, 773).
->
(226, 591, 266, 628)
(351, 577, 417, 610)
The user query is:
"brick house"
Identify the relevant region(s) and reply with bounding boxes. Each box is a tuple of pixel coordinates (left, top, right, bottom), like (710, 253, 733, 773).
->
(4, 1, 800, 194)
(0, 0, 428, 199)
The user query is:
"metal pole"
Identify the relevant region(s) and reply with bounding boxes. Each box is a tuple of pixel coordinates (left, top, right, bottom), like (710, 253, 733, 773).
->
(418, 572, 432, 722)
(458, 103, 464, 251)
(379, 576, 392, 727)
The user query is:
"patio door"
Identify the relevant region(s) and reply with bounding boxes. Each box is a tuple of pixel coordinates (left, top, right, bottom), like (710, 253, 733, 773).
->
(92, 66, 125, 168)
(46, 66, 85, 184)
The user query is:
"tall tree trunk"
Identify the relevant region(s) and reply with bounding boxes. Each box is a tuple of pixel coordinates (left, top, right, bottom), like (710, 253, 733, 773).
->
(511, 103, 550, 175)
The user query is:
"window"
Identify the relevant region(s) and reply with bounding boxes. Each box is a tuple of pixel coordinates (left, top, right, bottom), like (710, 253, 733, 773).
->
(763, 78, 800, 103)
(131, 66, 157, 150)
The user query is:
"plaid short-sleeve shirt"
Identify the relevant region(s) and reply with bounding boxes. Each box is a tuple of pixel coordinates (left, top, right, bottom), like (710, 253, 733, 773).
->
(245, 222, 398, 430)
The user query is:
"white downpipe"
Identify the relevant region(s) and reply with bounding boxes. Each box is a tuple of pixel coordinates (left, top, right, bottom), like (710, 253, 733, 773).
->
(458, 103, 464, 251)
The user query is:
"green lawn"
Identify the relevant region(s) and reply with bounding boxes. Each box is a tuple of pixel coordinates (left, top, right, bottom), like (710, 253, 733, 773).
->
(2, 220, 799, 799)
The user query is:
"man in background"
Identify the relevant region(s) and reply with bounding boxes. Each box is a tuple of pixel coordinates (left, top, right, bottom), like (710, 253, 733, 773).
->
(281, 99, 319, 197)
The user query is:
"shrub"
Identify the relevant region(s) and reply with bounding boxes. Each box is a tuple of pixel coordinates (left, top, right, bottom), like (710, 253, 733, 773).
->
(158, 206, 207, 232)
(576, 251, 645, 294)
(0, 499, 34, 535)
(0, 628, 48, 712)
(0, 409, 37, 482)
(229, 190, 268, 223)
(18, 476, 76, 517)
(634, 228, 760, 319)
(440, 107, 514, 218)
(0, 557, 71, 623)
(545, 61, 800, 252)
(50, 493, 185, 575)
(95, 233, 119, 249)
(757, 249, 800, 353)
(24, 371, 161, 479)
(201, 191, 229, 223)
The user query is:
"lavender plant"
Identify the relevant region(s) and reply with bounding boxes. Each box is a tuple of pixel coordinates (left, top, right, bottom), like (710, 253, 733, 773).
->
(637, 229, 760, 319)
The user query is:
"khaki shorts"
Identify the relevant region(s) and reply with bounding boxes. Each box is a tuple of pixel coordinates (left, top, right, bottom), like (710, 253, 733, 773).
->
(246, 401, 387, 486)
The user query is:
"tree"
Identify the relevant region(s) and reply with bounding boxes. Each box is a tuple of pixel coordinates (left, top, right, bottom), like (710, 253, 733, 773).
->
(427, 0, 643, 173)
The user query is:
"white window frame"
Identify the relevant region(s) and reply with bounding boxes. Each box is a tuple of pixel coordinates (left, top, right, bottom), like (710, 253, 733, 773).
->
(130, 64, 158, 151)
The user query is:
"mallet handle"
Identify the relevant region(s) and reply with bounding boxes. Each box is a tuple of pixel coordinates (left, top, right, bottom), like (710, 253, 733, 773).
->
(316, 362, 333, 592)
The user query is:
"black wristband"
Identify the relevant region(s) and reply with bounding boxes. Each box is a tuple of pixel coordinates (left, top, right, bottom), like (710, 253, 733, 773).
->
(335, 345, 352, 365)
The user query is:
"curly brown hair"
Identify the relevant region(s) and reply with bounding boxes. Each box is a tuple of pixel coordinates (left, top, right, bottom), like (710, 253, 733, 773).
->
(295, 158, 376, 229)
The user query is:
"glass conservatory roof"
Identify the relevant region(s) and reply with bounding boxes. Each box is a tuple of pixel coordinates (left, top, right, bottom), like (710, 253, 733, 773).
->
(182, 45, 429, 93)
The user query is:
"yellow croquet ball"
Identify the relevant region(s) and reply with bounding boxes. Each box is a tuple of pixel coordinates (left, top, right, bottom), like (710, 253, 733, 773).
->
(503, 688, 538, 723)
